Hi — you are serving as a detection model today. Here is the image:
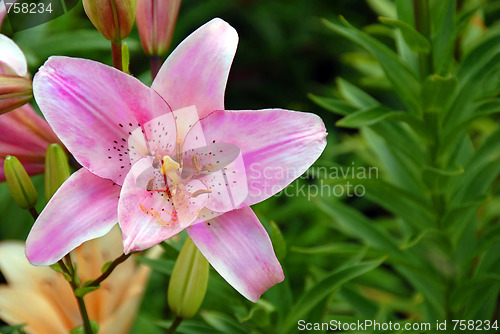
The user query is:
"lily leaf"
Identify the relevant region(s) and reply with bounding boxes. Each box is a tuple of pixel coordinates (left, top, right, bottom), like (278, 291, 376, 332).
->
(323, 17, 421, 114)
(280, 258, 384, 334)
(379, 17, 431, 53)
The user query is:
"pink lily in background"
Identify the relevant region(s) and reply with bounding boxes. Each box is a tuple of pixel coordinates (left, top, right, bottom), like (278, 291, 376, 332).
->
(136, 0, 181, 56)
(0, 8, 62, 181)
(27, 18, 327, 302)
(0, 103, 62, 181)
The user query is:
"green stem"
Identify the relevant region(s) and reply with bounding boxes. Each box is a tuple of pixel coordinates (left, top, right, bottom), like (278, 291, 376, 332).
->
(87, 253, 131, 287)
(111, 41, 123, 71)
(413, 0, 432, 78)
(165, 316, 183, 334)
(75, 295, 93, 334)
(59, 258, 93, 334)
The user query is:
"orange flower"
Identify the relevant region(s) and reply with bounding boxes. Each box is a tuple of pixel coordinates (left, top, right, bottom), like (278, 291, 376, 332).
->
(0, 226, 156, 334)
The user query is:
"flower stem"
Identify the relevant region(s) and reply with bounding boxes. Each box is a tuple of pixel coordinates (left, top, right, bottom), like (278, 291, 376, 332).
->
(59, 258, 93, 334)
(75, 295, 93, 334)
(150, 55, 162, 81)
(165, 316, 183, 334)
(87, 253, 131, 287)
(111, 41, 123, 71)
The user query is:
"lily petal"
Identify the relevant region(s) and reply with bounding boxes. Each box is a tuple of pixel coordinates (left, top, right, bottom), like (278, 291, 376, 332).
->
(26, 168, 121, 266)
(187, 206, 284, 302)
(199, 109, 327, 205)
(33, 56, 172, 185)
(0, 34, 27, 76)
(118, 158, 185, 253)
(152, 18, 238, 119)
(0, 287, 68, 334)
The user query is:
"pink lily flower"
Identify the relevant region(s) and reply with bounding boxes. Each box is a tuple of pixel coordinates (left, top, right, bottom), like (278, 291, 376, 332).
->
(0, 13, 62, 181)
(27, 18, 327, 302)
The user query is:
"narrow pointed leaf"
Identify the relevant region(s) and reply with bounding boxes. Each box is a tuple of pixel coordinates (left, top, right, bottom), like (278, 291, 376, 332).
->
(380, 17, 431, 53)
(281, 258, 384, 334)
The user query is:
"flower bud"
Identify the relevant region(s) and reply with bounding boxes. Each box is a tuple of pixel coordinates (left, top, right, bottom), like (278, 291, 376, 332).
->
(0, 74, 32, 115)
(82, 0, 136, 42)
(45, 144, 71, 201)
(136, 0, 181, 56)
(168, 237, 209, 318)
(4, 155, 38, 210)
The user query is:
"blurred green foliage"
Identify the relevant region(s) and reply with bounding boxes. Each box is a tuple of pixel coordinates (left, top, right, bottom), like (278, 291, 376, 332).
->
(2, 0, 500, 333)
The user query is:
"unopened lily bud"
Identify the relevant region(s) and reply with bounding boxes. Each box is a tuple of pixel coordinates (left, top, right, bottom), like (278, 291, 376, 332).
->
(136, 0, 181, 56)
(4, 155, 38, 210)
(45, 144, 71, 201)
(0, 75, 32, 115)
(82, 0, 136, 42)
(168, 237, 209, 318)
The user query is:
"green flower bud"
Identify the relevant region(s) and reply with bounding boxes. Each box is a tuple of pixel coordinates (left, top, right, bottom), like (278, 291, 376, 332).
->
(168, 237, 209, 318)
(83, 0, 136, 43)
(4, 155, 38, 210)
(45, 144, 71, 201)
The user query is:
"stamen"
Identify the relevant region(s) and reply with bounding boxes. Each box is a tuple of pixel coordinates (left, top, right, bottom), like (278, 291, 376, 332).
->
(202, 163, 215, 172)
(146, 178, 154, 191)
(175, 137, 183, 167)
(192, 154, 200, 174)
(190, 189, 212, 198)
(139, 203, 170, 226)
(152, 155, 162, 169)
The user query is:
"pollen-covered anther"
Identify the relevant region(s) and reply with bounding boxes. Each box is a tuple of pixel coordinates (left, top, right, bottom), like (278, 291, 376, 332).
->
(192, 155, 200, 174)
(189, 189, 212, 198)
(175, 137, 183, 167)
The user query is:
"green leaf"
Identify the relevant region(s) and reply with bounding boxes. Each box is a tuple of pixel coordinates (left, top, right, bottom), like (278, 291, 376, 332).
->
(280, 258, 384, 333)
(450, 127, 500, 205)
(367, 0, 397, 18)
(291, 243, 363, 255)
(269, 221, 287, 260)
(200, 311, 248, 334)
(361, 127, 425, 195)
(237, 300, 276, 328)
(421, 74, 458, 112)
(336, 106, 423, 128)
(363, 180, 436, 230)
(430, 0, 456, 75)
(0, 324, 25, 334)
(307, 93, 357, 115)
(395, 266, 446, 319)
(445, 27, 500, 124)
(316, 200, 404, 260)
(379, 17, 431, 53)
(370, 122, 426, 167)
(49, 262, 72, 281)
(74, 284, 100, 298)
(101, 261, 113, 274)
(160, 241, 181, 259)
(323, 17, 421, 114)
(395, 0, 415, 25)
(336, 77, 379, 109)
(135, 257, 175, 276)
(441, 98, 500, 155)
